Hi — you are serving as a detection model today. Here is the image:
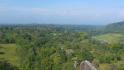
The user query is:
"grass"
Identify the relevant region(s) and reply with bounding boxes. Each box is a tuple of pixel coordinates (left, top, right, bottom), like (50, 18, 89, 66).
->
(95, 33, 124, 44)
(0, 44, 19, 66)
(99, 63, 110, 70)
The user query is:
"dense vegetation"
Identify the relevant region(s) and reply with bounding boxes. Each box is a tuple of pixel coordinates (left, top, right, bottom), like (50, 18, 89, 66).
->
(0, 22, 124, 70)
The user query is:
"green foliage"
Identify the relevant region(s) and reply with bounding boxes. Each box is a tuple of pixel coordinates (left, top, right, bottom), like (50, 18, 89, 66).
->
(0, 61, 19, 70)
(0, 24, 124, 70)
(75, 49, 94, 62)
(0, 44, 18, 66)
(105, 21, 124, 34)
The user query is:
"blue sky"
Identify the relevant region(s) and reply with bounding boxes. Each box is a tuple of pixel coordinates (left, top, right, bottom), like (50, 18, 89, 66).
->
(0, 0, 124, 25)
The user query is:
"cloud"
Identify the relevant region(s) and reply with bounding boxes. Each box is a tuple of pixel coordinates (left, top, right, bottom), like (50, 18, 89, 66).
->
(117, 10, 124, 18)
(0, 5, 124, 24)
(0, 6, 117, 18)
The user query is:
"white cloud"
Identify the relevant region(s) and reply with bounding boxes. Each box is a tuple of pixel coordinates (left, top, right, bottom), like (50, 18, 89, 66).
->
(117, 10, 124, 18)
(0, 6, 117, 18)
(0, 5, 124, 24)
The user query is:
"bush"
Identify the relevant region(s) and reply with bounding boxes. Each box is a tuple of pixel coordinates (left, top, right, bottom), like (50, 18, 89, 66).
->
(0, 61, 19, 70)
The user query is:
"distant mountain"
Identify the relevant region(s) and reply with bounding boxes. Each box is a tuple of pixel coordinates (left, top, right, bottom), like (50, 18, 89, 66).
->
(104, 21, 124, 33)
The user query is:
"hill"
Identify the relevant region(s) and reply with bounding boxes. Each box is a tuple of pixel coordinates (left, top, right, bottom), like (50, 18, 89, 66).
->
(104, 21, 124, 33)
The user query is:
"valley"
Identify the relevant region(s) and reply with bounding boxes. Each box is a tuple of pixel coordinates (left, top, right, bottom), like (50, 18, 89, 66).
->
(0, 21, 124, 70)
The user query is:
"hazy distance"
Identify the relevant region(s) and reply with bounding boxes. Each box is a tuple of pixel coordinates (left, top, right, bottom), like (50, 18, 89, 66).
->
(0, 0, 124, 25)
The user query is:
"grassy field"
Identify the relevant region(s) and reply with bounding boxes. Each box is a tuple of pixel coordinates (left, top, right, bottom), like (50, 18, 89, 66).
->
(0, 44, 19, 66)
(94, 33, 124, 44)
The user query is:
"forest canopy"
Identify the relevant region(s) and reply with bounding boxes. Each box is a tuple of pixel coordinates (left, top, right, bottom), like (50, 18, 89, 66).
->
(0, 23, 124, 70)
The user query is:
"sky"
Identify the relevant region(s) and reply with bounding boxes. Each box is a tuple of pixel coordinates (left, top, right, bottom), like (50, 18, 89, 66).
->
(0, 0, 124, 25)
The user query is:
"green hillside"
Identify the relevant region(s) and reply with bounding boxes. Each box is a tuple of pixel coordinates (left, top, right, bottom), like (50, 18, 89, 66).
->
(1, 24, 124, 70)
(104, 21, 124, 33)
